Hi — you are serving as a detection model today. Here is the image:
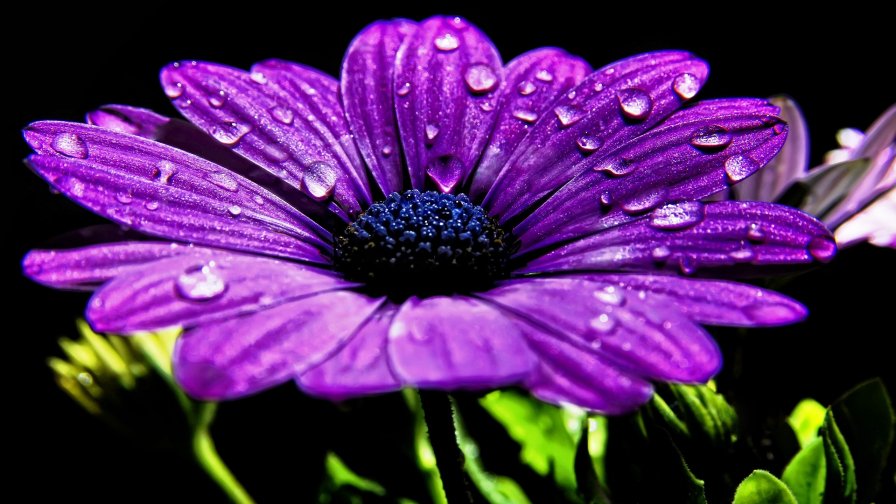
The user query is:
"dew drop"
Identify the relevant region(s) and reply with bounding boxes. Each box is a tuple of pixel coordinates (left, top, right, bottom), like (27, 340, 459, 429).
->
(116, 192, 133, 205)
(554, 105, 581, 127)
(66, 177, 85, 197)
(807, 236, 836, 262)
(594, 82, 605, 92)
(228, 205, 242, 216)
(594, 286, 625, 306)
(599, 191, 614, 206)
(249, 71, 268, 84)
(209, 121, 251, 145)
(153, 160, 176, 184)
(567, 90, 577, 100)
(773, 123, 787, 135)
(381, 146, 393, 157)
(649, 202, 705, 230)
(176, 264, 226, 301)
(270, 106, 295, 125)
(679, 255, 698, 275)
(425, 124, 440, 142)
(512, 109, 538, 123)
(51, 133, 88, 159)
(622, 188, 668, 214)
(617, 89, 652, 120)
(208, 90, 227, 108)
(728, 246, 755, 262)
(303, 161, 337, 200)
(576, 135, 601, 153)
(747, 222, 766, 241)
(464, 64, 498, 93)
(594, 158, 636, 176)
(144, 200, 160, 211)
(434, 32, 460, 51)
(651, 246, 672, 261)
(590, 313, 616, 333)
(535, 69, 554, 82)
(517, 80, 537, 96)
(163, 81, 184, 98)
(253, 195, 265, 205)
(672, 73, 700, 100)
(208, 172, 239, 192)
(689, 125, 732, 150)
(396, 82, 412, 97)
(724, 155, 758, 183)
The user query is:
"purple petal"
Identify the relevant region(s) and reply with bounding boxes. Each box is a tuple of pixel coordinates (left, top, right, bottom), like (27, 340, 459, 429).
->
(87, 253, 354, 333)
(387, 296, 535, 388)
(481, 277, 721, 383)
(560, 274, 806, 327)
(23, 242, 215, 290)
(469, 48, 591, 200)
(341, 19, 416, 196)
(516, 99, 786, 253)
(394, 16, 503, 192)
(299, 305, 401, 399)
(174, 290, 383, 400)
(483, 52, 709, 221)
(855, 103, 896, 159)
(24, 121, 330, 262)
(734, 96, 809, 202)
(161, 60, 370, 214)
(519, 201, 835, 276)
(86, 104, 169, 137)
(520, 323, 654, 414)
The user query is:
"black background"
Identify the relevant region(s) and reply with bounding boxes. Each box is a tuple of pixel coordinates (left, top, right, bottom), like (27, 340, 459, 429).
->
(7, 4, 893, 502)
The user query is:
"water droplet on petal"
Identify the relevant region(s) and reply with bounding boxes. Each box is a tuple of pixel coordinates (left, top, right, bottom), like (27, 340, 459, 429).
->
(425, 124, 440, 143)
(807, 236, 836, 262)
(381, 146, 393, 157)
(250, 71, 268, 84)
(176, 264, 226, 301)
(517, 80, 537, 95)
(590, 313, 616, 333)
(567, 90, 577, 99)
(144, 200, 160, 211)
(303, 161, 337, 200)
(396, 82, 412, 97)
(51, 133, 88, 159)
(209, 121, 251, 145)
(116, 192, 133, 205)
(262, 144, 289, 162)
(227, 205, 242, 216)
(724, 155, 759, 183)
(554, 105, 581, 127)
(594, 286, 625, 306)
(622, 188, 668, 214)
(690, 125, 732, 150)
(208, 90, 227, 108)
(163, 81, 184, 98)
(617, 89, 652, 120)
(66, 177, 85, 197)
(253, 195, 265, 205)
(153, 160, 176, 184)
(535, 69, 554, 82)
(649, 202, 705, 230)
(512, 109, 538, 123)
(594, 158, 636, 176)
(679, 255, 698, 275)
(652, 246, 672, 260)
(747, 222, 766, 241)
(672, 73, 700, 100)
(773, 123, 787, 135)
(576, 135, 601, 153)
(728, 245, 755, 262)
(464, 64, 498, 93)
(270, 106, 294, 125)
(479, 101, 495, 112)
(208, 172, 239, 192)
(600, 191, 614, 206)
(434, 32, 460, 51)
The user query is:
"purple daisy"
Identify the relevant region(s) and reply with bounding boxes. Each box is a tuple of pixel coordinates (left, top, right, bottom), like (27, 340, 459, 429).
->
(22, 16, 835, 414)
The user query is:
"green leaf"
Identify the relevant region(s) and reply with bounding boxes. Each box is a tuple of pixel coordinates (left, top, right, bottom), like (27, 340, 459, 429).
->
(787, 399, 827, 448)
(648, 383, 738, 448)
(831, 379, 895, 503)
(733, 470, 798, 504)
(480, 390, 579, 490)
(325, 452, 386, 496)
(782, 437, 826, 504)
(822, 410, 857, 504)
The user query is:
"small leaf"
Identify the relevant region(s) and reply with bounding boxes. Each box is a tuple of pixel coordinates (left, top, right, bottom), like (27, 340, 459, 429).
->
(325, 452, 386, 496)
(787, 399, 826, 448)
(733, 470, 798, 504)
(831, 379, 895, 503)
(781, 437, 826, 504)
(822, 409, 857, 504)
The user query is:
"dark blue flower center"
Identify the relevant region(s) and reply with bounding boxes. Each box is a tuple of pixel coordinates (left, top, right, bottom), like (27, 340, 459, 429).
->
(335, 190, 512, 296)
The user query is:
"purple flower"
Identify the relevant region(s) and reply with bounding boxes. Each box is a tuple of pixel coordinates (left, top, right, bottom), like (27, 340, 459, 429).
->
(735, 98, 895, 248)
(22, 16, 835, 414)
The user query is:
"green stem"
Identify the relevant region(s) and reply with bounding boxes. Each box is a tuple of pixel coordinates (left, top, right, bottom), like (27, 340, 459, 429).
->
(419, 391, 477, 504)
(192, 402, 255, 504)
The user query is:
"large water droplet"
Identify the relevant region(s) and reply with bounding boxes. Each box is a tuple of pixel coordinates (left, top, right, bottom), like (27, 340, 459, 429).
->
(535, 69, 554, 82)
(807, 236, 836, 262)
(649, 202, 705, 230)
(724, 155, 758, 183)
(270, 106, 294, 125)
(163, 80, 184, 98)
(208, 172, 239, 192)
(153, 160, 177, 184)
(425, 124, 440, 143)
(512, 109, 538, 123)
(434, 32, 460, 51)
(227, 205, 242, 216)
(517, 80, 537, 96)
(577, 135, 601, 153)
(622, 188, 668, 214)
(672, 73, 700, 100)
(176, 264, 226, 301)
(209, 121, 251, 145)
(594, 158, 636, 176)
(464, 64, 498, 93)
(51, 133, 88, 159)
(427, 155, 464, 193)
(594, 286, 625, 306)
(617, 89, 652, 120)
(590, 313, 616, 333)
(303, 161, 337, 200)
(396, 82, 412, 97)
(208, 90, 227, 108)
(689, 125, 732, 150)
(554, 105, 581, 127)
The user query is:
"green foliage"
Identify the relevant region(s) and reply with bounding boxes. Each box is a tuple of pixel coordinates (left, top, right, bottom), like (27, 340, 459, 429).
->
(733, 470, 797, 504)
(782, 437, 826, 504)
(788, 399, 827, 448)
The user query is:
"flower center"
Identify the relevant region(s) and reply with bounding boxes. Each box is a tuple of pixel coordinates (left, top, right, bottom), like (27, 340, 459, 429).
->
(334, 190, 512, 296)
